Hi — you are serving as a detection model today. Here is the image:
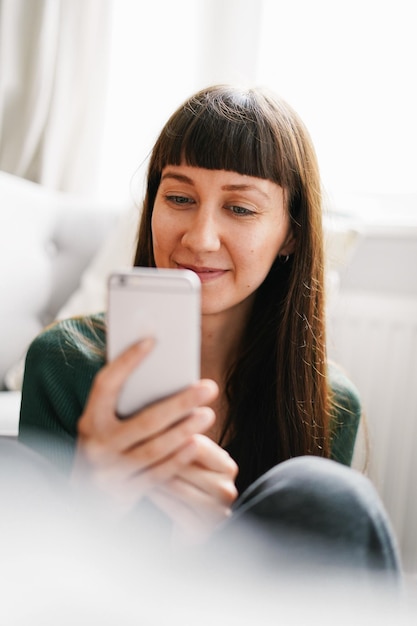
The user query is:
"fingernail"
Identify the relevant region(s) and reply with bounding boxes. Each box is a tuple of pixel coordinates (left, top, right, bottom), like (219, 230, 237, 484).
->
(198, 408, 214, 427)
(136, 337, 155, 352)
(194, 379, 218, 403)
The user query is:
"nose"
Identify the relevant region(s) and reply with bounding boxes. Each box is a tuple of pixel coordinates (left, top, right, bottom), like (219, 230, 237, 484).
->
(181, 209, 221, 253)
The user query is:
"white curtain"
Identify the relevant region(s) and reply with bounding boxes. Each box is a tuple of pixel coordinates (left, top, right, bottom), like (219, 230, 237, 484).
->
(0, 0, 111, 193)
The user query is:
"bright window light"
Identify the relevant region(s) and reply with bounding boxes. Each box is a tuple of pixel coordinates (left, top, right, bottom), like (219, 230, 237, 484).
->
(256, 0, 417, 197)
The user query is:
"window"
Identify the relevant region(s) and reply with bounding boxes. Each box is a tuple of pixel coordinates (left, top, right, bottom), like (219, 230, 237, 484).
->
(97, 0, 417, 224)
(256, 0, 417, 198)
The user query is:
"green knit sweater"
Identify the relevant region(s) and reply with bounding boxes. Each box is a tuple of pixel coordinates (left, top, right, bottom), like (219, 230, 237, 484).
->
(19, 314, 362, 481)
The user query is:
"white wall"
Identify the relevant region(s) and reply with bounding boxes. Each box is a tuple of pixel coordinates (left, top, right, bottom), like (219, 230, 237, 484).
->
(327, 201, 417, 573)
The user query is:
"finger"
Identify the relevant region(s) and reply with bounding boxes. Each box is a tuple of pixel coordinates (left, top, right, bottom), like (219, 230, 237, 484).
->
(152, 482, 233, 536)
(179, 434, 239, 476)
(96, 436, 202, 497)
(174, 436, 239, 504)
(72, 438, 199, 514)
(97, 379, 218, 452)
(76, 378, 217, 470)
(80, 405, 215, 470)
(172, 464, 238, 506)
(82, 338, 155, 423)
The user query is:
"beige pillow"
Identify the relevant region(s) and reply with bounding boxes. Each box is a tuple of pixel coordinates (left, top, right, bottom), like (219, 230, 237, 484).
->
(56, 205, 139, 320)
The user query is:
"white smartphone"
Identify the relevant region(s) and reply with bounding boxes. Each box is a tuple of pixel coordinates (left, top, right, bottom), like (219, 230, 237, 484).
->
(107, 267, 201, 418)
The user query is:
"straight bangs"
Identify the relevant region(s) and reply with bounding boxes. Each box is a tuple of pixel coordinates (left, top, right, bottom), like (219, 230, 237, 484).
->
(151, 87, 298, 188)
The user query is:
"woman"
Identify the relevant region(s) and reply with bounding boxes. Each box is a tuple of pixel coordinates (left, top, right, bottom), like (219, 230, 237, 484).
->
(19, 86, 398, 574)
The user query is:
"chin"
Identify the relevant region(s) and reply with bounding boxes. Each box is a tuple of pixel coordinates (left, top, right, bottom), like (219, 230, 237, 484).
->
(201, 297, 228, 317)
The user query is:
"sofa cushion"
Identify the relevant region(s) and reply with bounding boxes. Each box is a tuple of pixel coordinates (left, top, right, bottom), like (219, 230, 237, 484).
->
(0, 171, 120, 388)
(4, 205, 139, 392)
(0, 392, 21, 436)
(0, 173, 58, 386)
(55, 204, 139, 320)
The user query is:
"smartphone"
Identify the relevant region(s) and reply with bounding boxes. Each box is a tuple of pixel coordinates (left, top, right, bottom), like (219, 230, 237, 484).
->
(107, 267, 201, 418)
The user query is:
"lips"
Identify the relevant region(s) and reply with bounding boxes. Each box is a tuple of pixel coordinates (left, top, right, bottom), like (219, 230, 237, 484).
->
(175, 263, 227, 283)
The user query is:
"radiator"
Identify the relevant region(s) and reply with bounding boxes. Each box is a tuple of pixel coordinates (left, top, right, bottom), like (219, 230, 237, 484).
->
(327, 290, 417, 573)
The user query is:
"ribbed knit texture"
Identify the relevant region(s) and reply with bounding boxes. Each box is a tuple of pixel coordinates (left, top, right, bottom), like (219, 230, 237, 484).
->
(19, 314, 106, 473)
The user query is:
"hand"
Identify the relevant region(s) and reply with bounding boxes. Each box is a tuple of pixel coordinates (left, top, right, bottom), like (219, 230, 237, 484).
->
(71, 338, 237, 532)
(148, 434, 239, 544)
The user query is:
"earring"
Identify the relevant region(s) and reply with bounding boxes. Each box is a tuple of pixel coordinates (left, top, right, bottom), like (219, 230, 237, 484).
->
(280, 255, 290, 263)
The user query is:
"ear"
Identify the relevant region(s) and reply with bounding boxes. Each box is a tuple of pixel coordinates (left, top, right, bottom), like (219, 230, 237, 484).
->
(279, 229, 296, 257)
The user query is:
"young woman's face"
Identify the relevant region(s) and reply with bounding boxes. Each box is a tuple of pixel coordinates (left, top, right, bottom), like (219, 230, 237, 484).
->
(152, 165, 294, 318)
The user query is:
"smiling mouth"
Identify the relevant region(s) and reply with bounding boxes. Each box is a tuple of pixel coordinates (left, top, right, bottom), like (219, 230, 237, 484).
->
(176, 264, 227, 282)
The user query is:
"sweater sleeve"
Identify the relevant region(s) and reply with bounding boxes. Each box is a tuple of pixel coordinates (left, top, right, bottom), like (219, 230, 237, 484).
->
(328, 362, 362, 466)
(18, 315, 105, 474)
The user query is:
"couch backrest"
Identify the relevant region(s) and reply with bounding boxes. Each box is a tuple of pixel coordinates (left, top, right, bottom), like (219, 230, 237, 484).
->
(0, 172, 120, 387)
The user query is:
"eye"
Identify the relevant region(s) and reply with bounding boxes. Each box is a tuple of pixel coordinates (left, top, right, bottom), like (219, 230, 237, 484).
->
(165, 195, 194, 206)
(227, 205, 255, 216)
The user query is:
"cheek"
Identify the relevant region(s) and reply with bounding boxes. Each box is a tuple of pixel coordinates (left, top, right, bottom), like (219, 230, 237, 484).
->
(232, 242, 273, 293)
(246, 248, 274, 285)
(152, 208, 185, 269)
(152, 205, 180, 238)
(263, 218, 292, 261)
(151, 210, 170, 260)
(240, 229, 283, 270)
(237, 228, 287, 290)
(152, 204, 170, 233)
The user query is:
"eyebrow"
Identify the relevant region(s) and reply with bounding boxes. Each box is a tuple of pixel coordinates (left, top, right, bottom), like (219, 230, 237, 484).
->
(161, 172, 194, 184)
(160, 172, 271, 200)
(221, 184, 270, 200)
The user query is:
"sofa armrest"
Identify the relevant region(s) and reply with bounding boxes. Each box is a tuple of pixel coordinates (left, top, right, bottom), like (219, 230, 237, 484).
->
(0, 392, 21, 437)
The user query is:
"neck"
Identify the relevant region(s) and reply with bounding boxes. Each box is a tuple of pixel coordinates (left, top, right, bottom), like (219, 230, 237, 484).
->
(200, 307, 249, 382)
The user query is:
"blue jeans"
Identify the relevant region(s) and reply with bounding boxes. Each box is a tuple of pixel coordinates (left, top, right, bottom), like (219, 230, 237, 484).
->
(211, 456, 401, 581)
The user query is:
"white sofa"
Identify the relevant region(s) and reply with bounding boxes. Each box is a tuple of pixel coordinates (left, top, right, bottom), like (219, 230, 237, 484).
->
(0, 171, 138, 435)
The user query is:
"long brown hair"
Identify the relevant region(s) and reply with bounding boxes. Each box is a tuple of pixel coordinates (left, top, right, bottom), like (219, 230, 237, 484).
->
(134, 85, 330, 492)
